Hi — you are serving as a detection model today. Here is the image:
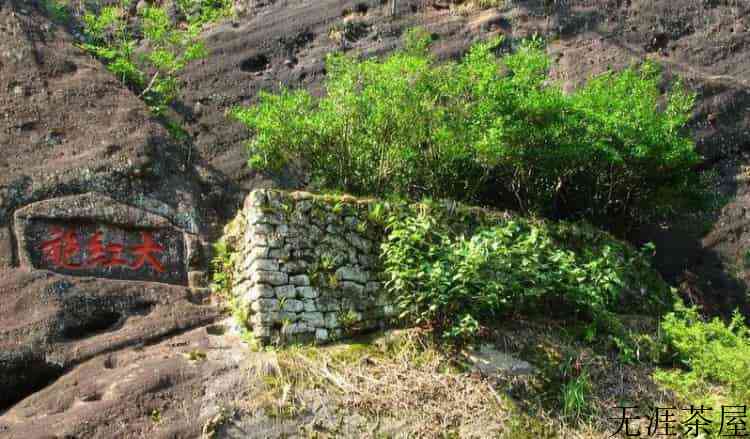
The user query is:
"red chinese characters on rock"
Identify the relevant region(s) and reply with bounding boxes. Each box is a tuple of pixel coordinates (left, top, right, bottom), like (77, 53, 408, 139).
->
(39, 226, 166, 273)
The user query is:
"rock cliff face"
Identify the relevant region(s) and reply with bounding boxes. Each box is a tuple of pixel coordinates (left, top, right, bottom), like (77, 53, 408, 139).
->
(0, 0, 749, 436)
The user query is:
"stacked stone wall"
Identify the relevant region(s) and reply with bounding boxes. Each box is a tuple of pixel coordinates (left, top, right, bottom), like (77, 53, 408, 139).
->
(232, 189, 395, 344)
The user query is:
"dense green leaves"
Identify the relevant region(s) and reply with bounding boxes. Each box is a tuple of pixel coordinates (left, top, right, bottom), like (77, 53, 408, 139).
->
(381, 211, 670, 341)
(655, 301, 750, 410)
(232, 30, 703, 225)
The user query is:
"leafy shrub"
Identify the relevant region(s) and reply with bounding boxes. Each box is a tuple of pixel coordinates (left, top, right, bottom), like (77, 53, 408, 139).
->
(78, 0, 224, 114)
(654, 301, 750, 408)
(381, 210, 669, 341)
(232, 29, 702, 225)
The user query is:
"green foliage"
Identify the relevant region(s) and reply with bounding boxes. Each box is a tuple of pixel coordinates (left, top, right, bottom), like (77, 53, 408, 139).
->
(560, 372, 591, 420)
(381, 211, 669, 342)
(78, 0, 224, 115)
(210, 239, 235, 299)
(150, 408, 163, 424)
(175, 0, 234, 29)
(41, 0, 71, 23)
(232, 30, 703, 225)
(654, 301, 750, 408)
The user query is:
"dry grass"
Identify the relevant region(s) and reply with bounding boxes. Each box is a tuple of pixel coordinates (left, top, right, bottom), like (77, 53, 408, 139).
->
(244, 330, 508, 437)
(236, 320, 681, 438)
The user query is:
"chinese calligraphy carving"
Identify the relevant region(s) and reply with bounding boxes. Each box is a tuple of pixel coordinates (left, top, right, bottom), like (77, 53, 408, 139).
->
(26, 221, 186, 284)
(13, 193, 201, 287)
(40, 226, 165, 272)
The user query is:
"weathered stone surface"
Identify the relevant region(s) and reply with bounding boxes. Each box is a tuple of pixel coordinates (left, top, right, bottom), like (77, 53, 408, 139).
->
(282, 260, 308, 274)
(281, 322, 310, 335)
(14, 194, 191, 285)
(0, 226, 14, 268)
(358, 254, 376, 267)
(302, 312, 325, 327)
(268, 247, 290, 260)
(0, 270, 221, 410)
(463, 345, 536, 377)
(290, 274, 310, 286)
(303, 298, 317, 312)
(251, 298, 279, 312)
(335, 266, 368, 284)
(323, 312, 339, 329)
(251, 258, 279, 272)
(281, 299, 304, 313)
(274, 284, 297, 299)
(266, 234, 285, 249)
(317, 296, 340, 312)
(246, 245, 270, 261)
(245, 190, 268, 209)
(297, 286, 318, 299)
(0, 321, 246, 438)
(340, 281, 365, 296)
(315, 328, 329, 342)
(253, 224, 275, 235)
(278, 311, 301, 323)
(347, 233, 372, 252)
(245, 284, 275, 301)
(253, 270, 288, 286)
(251, 311, 280, 325)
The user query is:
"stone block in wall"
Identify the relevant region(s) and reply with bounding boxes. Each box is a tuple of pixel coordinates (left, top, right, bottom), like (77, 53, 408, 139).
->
(251, 259, 279, 272)
(282, 321, 311, 335)
(268, 247, 290, 260)
(302, 312, 325, 327)
(251, 312, 279, 325)
(335, 266, 368, 284)
(279, 311, 301, 322)
(290, 274, 310, 286)
(315, 328, 329, 343)
(346, 233, 372, 253)
(303, 299, 317, 312)
(252, 298, 279, 312)
(297, 286, 318, 299)
(281, 299, 304, 313)
(340, 281, 365, 296)
(282, 260, 308, 274)
(253, 270, 288, 286)
(245, 246, 271, 264)
(275, 285, 297, 299)
(323, 312, 339, 329)
(245, 284, 276, 301)
(317, 296, 340, 312)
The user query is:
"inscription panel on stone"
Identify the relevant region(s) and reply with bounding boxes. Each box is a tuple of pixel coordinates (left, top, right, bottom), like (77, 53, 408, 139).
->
(25, 220, 187, 284)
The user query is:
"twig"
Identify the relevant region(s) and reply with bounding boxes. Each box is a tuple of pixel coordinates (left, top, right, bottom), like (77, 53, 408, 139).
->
(486, 381, 503, 406)
(139, 71, 160, 97)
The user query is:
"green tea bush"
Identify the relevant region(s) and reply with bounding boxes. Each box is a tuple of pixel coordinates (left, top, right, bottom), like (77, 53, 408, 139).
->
(78, 0, 227, 114)
(381, 211, 670, 341)
(655, 301, 750, 408)
(232, 30, 702, 225)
